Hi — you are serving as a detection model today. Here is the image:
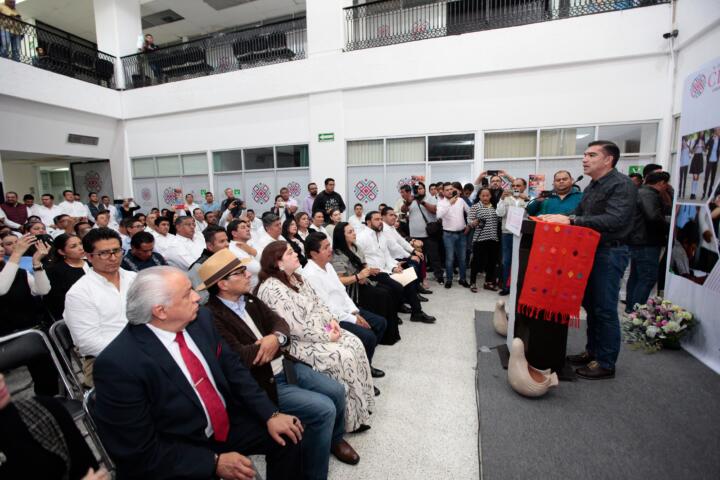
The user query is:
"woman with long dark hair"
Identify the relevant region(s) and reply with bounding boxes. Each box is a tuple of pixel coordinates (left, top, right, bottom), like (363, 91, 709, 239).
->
(45, 234, 90, 320)
(332, 222, 401, 345)
(256, 241, 374, 433)
(295, 212, 312, 241)
(281, 217, 307, 267)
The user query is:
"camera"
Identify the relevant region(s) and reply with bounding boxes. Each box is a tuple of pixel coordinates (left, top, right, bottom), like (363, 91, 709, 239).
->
(539, 190, 553, 198)
(512, 190, 520, 197)
(411, 184, 425, 201)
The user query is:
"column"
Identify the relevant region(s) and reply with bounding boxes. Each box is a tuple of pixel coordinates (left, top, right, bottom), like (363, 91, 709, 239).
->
(93, 0, 143, 89)
(306, 0, 351, 57)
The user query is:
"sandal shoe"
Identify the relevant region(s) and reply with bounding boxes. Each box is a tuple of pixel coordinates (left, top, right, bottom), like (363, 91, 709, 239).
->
(470, 284, 478, 293)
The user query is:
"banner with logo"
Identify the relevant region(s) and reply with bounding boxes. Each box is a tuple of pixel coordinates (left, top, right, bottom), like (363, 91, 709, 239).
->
(667, 57, 720, 373)
(70, 160, 114, 201)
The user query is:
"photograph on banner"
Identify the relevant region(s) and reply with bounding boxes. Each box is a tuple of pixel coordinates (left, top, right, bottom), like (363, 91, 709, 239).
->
(707, 183, 720, 243)
(669, 203, 719, 286)
(676, 126, 719, 202)
(527, 174, 545, 199)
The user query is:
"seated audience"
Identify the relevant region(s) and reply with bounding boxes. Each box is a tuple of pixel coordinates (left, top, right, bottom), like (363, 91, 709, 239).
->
(35, 193, 62, 228)
(201, 250, 360, 477)
(380, 207, 427, 290)
(348, 203, 365, 232)
(58, 190, 90, 221)
(1, 231, 33, 272)
(295, 211, 312, 241)
(0, 374, 107, 480)
(247, 209, 263, 234)
(119, 217, 144, 252)
(92, 266, 303, 479)
(120, 231, 167, 272)
(302, 232, 387, 380)
(193, 208, 208, 231)
(254, 213, 283, 261)
(45, 233, 90, 320)
(51, 214, 75, 239)
(227, 219, 261, 290)
(149, 216, 176, 260)
(73, 221, 92, 239)
(309, 211, 329, 236)
(188, 225, 229, 304)
(92, 210, 112, 230)
(165, 216, 204, 269)
(117, 198, 140, 220)
(1, 191, 30, 227)
(64, 228, 137, 387)
(332, 222, 401, 344)
(257, 241, 375, 433)
(282, 216, 307, 267)
(325, 208, 343, 243)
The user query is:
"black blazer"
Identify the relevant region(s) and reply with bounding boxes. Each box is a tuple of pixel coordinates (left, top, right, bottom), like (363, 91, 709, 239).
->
(92, 307, 277, 480)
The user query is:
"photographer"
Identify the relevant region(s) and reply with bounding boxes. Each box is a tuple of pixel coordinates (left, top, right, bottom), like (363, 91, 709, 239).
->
(496, 178, 529, 295)
(402, 182, 443, 284)
(220, 187, 245, 213)
(526, 170, 583, 216)
(218, 197, 246, 228)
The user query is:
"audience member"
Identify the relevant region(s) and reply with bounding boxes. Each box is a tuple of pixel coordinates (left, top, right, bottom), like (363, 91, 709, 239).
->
(188, 225, 228, 304)
(201, 191, 220, 213)
(227, 219, 261, 290)
(312, 178, 346, 223)
(468, 187, 500, 292)
(73, 221, 92, 239)
(92, 266, 303, 479)
(51, 214, 75, 238)
(381, 207, 426, 286)
(220, 187, 243, 213)
(119, 217, 144, 252)
(295, 211, 312, 241)
(34, 193, 62, 227)
(64, 228, 137, 386)
(437, 182, 470, 289)
(193, 207, 208, 231)
(309, 210, 329, 236)
(58, 190, 90, 220)
(23, 193, 40, 218)
(117, 198, 140, 220)
(256, 241, 375, 433)
(325, 208, 343, 242)
(282, 216, 307, 267)
(205, 210, 218, 227)
(246, 209, 263, 233)
(348, 203, 365, 233)
(165, 216, 203, 269)
(100, 196, 118, 226)
(1, 191, 29, 227)
(45, 233, 89, 320)
(629, 172, 643, 187)
(86, 192, 105, 222)
(496, 177, 529, 295)
(121, 231, 167, 272)
(149, 215, 176, 259)
(92, 210, 112, 230)
(526, 170, 583, 216)
(402, 182, 442, 283)
(254, 213, 282, 260)
(201, 249, 360, 477)
(303, 182, 318, 214)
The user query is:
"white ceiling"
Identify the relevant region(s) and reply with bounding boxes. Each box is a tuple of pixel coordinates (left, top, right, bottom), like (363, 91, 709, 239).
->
(17, 0, 306, 46)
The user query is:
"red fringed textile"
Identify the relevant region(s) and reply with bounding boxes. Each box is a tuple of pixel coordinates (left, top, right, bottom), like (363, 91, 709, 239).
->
(517, 221, 600, 327)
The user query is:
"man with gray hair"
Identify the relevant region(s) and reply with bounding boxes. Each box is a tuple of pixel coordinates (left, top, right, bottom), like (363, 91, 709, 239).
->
(92, 266, 304, 480)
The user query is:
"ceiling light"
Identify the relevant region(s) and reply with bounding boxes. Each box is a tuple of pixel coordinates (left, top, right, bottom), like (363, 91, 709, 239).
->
(576, 134, 590, 139)
(52, 167, 70, 172)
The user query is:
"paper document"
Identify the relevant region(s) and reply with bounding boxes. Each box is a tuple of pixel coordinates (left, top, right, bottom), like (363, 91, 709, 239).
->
(390, 267, 417, 286)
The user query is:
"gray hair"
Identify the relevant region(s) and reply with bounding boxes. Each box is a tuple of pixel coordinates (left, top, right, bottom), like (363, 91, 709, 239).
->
(126, 266, 183, 325)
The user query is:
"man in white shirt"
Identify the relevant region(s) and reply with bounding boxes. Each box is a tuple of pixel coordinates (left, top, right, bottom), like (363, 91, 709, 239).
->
(227, 219, 261, 291)
(278, 187, 298, 220)
(436, 182, 470, 289)
(34, 193, 62, 227)
(101, 195, 119, 227)
(348, 203, 366, 233)
(58, 189, 90, 220)
(151, 216, 177, 259)
(193, 208, 208, 232)
(302, 233, 387, 378)
(166, 216, 205, 269)
(247, 209, 263, 234)
(64, 227, 137, 386)
(380, 207, 431, 295)
(253, 213, 282, 261)
(178, 193, 201, 217)
(496, 178, 529, 295)
(356, 211, 435, 323)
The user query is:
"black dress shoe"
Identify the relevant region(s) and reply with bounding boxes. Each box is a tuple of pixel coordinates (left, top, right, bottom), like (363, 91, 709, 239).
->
(458, 280, 470, 288)
(498, 289, 510, 296)
(575, 361, 615, 380)
(351, 424, 371, 433)
(444, 281, 452, 289)
(417, 294, 429, 302)
(398, 304, 412, 314)
(397, 317, 403, 325)
(410, 312, 436, 323)
(371, 367, 385, 378)
(418, 286, 433, 294)
(374, 386, 381, 396)
(436, 276, 444, 284)
(567, 351, 595, 366)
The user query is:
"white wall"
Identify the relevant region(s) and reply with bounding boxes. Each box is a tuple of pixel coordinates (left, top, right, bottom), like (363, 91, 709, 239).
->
(3, 162, 37, 196)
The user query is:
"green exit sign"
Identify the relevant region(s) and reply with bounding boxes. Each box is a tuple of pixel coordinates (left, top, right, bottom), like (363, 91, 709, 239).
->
(318, 133, 335, 142)
(628, 165, 643, 175)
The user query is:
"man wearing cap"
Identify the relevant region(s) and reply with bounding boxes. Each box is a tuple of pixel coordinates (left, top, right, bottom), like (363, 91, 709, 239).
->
(199, 249, 360, 479)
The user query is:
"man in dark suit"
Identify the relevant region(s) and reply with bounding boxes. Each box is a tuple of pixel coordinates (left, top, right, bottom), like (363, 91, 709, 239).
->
(92, 266, 304, 480)
(199, 250, 360, 480)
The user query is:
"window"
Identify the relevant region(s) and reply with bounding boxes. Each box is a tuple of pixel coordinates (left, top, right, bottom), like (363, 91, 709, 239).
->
(182, 153, 208, 175)
(156, 155, 182, 176)
(213, 150, 243, 172)
(132, 157, 155, 177)
(428, 134, 474, 161)
(484, 131, 535, 159)
(276, 145, 309, 168)
(597, 123, 658, 154)
(540, 127, 594, 157)
(244, 147, 274, 170)
(387, 137, 425, 164)
(347, 140, 384, 166)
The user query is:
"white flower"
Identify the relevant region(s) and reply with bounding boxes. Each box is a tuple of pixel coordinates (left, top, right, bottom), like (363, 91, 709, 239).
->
(632, 318, 642, 326)
(662, 321, 680, 333)
(646, 326, 659, 338)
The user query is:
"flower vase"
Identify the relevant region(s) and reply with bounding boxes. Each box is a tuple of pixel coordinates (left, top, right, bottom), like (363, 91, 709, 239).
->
(662, 337, 682, 350)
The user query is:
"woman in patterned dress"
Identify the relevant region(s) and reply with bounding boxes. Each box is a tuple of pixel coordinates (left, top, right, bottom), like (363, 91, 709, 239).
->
(468, 188, 500, 292)
(256, 240, 374, 433)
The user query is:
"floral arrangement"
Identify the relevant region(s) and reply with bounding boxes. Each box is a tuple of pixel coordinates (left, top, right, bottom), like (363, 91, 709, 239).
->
(621, 296, 695, 352)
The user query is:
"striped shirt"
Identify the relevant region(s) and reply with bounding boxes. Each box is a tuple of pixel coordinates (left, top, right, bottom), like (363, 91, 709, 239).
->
(468, 204, 499, 242)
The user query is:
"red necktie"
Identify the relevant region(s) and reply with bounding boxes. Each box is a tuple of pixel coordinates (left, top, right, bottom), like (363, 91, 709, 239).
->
(175, 331, 230, 442)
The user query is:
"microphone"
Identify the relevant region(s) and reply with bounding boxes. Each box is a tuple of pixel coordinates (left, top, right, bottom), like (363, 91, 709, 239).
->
(574, 175, 584, 184)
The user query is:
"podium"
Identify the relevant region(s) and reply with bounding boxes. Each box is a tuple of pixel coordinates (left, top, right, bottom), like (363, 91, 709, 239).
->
(502, 219, 576, 380)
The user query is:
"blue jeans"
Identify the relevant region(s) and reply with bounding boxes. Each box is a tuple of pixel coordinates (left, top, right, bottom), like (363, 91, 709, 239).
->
(442, 230, 466, 282)
(625, 245, 661, 313)
(275, 363, 346, 480)
(340, 308, 387, 364)
(582, 245, 630, 370)
(0, 30, 22, 61)
(500, 233, 514, 291)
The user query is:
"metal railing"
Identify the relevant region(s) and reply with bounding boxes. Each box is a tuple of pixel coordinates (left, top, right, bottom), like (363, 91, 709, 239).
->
(121, 17, 307, 89)
(0, 14, 116, 88)
(344, 0, 669, 51)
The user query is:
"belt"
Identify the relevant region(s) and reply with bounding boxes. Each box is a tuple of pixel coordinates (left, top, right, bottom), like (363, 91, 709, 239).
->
(443, 229, 464, 234)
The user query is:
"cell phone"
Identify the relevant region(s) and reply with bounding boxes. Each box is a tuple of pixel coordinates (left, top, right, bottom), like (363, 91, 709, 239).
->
(540, 190, 553, 198)
(487, 170, 499, 177)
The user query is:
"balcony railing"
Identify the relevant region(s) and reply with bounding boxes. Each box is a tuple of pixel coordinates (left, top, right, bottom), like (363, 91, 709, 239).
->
(344, 0, 669, 51)
(121, 17, 307, 89)
(0, 14, 116, 88)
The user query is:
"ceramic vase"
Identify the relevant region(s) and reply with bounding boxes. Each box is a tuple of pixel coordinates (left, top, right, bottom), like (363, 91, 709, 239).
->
(493, 300, 508, 336)
(507, 337, 559, 398)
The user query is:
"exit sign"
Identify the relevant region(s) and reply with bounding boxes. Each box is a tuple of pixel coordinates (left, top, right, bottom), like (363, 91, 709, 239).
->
(318, 133, 335, 142)
(628, 165, 643, 175)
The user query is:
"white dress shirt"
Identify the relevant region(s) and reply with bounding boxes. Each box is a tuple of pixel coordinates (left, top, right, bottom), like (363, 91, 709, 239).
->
(177, 202, 202, 216)
(382, 221, 414, 259)
(309, 224, 329, 236)
(34, 204, 63, 226)
(64, 268, 137, 357)
(58, 200, 90, 218)
(228, 242, 260, 290)
(249, 218, 263, 234)
(152, 231, 178, 258)
(301, 260, 358, 324)
(348, 215, 366, 233)
(166, 234, 204, 270)
(217, 296, 283, 375)
(253, 232, 280, 262)
(436, 197, 468, 232)
(146, 323, 226, 438)
(0, 262, 51, 295)
(356, 227, 397, 273)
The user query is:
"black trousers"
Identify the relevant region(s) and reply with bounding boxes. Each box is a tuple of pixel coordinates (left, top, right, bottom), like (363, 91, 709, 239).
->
(341, 308, 387, 364)
(215, 414, 303, 480)
(704, 160, 718, 196)
(371, 272, 421, 313)
(470, 239, 500, 285)
(417, 235, 443, 279)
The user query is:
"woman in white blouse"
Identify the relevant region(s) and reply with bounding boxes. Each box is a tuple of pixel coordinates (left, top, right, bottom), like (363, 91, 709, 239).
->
(295, 212, 312, 241)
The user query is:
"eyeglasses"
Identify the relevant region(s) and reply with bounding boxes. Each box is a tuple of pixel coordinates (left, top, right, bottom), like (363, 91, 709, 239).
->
(89, 248, 123, 260)
(221, 266, 247, 281)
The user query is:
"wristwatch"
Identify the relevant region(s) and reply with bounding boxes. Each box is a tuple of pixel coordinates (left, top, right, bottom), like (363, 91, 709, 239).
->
(568, 214, 577, 226)
(32, 265, 44, 272)
(273, 332, 288, 347)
